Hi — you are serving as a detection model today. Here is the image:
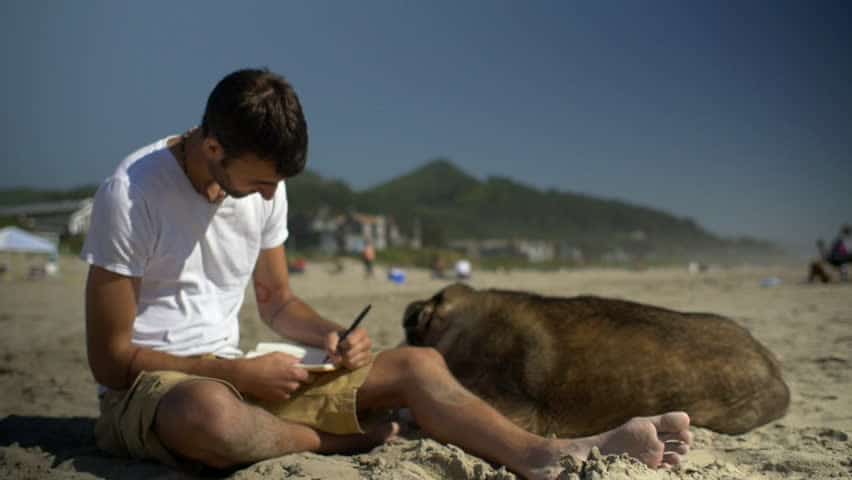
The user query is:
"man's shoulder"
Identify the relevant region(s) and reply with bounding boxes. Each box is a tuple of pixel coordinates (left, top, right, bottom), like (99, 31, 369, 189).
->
(102, 136, 177, 196)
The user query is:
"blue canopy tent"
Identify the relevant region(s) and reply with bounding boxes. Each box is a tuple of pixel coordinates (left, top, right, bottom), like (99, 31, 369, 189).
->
(0, 227, 57, 255)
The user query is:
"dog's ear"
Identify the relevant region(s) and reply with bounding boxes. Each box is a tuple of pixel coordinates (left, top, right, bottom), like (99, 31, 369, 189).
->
(444, 282, 475, 297)
(430, 283, 474, 317)
(433, 283, 474, 318)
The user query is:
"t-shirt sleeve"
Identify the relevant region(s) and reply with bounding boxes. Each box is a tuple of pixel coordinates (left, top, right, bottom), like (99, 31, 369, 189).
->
(80, 178, 155, 277)
(260, 181, 289, 249)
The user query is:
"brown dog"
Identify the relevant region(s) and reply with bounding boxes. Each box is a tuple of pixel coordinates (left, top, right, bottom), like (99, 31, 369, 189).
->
(403, 283, 789, 436)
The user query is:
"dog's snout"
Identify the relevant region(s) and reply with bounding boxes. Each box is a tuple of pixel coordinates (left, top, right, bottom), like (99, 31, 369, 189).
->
(404, 301, 432, 345)
(403, 301, 426, 328)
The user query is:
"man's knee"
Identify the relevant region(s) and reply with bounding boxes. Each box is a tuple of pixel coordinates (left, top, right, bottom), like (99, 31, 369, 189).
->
(155, 380, 243, 465)
(387, 346, 449, 381)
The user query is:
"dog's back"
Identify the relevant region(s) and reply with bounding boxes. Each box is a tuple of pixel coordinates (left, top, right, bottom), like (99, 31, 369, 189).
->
(408, 286, 789, 436)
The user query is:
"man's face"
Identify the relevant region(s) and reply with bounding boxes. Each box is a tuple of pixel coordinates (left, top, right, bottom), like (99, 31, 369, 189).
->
(209, 153, 283, 200)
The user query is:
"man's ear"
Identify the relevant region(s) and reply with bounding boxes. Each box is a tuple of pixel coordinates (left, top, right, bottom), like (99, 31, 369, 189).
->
(202, 135, 226, 163)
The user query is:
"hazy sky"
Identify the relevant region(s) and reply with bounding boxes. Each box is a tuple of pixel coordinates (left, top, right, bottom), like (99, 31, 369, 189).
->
(1, 1, 849, 253)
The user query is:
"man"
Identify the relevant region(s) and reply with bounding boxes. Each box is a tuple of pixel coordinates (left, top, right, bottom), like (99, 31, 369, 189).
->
(362, 240, 375, 277)
(826, 225, 851, 280)
(83, 68, 692, 479)
(809, 225, 851, 283)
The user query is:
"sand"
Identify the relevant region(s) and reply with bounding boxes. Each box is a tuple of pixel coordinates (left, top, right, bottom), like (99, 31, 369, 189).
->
(1, 256, 850, 479)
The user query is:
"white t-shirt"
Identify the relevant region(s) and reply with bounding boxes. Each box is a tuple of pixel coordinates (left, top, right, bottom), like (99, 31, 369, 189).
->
(81, 136, 289, 359)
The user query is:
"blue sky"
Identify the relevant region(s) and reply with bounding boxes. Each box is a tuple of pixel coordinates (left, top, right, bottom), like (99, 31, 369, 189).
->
(1, 1, 849, 253)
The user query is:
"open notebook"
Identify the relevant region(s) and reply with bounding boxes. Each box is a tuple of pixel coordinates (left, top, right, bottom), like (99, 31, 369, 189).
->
(244, 341, 337, 372)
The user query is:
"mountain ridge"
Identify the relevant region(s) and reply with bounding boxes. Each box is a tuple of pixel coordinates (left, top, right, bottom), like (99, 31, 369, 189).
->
(0, 159, 779, 259)
(287, 158, 772, 257)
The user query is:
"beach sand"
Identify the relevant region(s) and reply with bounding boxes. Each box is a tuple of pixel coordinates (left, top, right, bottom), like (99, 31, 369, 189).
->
(1, 256, 850, 479)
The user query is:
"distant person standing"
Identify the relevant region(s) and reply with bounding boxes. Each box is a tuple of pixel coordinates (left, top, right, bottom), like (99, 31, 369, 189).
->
(330, 229, 346, 274)
(430, 255, 447, 279)
(362, 240, 375, 277)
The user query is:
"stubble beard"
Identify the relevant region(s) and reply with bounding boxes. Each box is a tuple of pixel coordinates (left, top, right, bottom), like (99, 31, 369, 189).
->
(210, 159, 252, 199)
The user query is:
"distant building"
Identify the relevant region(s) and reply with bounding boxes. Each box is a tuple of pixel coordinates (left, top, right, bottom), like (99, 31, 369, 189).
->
(480, 239, 516, 258)
(602, 248, 632, 263)
(447, 239, 480, 259)
(308, 207, 343, 254)
(449, 238, 557, 263)
(0, 198, 93, 236)
(628, 229, 647, 242)
(304, 208, 415, 255)
(558, 242, 585, 263)
(409, 218, 422, 250)
(340, 212, 389, 252)
(515, 240, 556, 263)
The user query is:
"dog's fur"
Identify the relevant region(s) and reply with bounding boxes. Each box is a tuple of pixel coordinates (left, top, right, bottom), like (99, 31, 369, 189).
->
(403, 283, 790, 436)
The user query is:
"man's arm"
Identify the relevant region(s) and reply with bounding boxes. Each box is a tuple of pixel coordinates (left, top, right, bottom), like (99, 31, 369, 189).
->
(85, 265, 144, 389)
(253, 245, 372, 369)
(85, 265, 307, 400)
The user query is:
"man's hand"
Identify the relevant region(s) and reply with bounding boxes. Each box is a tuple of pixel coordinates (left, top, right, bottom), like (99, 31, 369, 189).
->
(235, 353, 310, 402)
(253, 245, 374, 370)
(325, 328, 373, 370)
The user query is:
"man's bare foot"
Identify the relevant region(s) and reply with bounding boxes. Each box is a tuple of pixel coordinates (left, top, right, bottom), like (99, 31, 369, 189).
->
(366, 421, 401, 445)
(329, 421, 400, 454)
(523, 412, 692, 480)
(580, 412, 692, 466)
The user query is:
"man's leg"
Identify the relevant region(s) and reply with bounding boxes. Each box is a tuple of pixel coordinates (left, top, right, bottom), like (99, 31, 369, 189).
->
(154, 380, 397, 469)
(357, 347, 692, 480)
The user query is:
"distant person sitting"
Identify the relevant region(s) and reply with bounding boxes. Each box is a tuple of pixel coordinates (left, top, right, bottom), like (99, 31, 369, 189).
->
(28, 265, 47, 280)
(288, 258, 307, 274)
(454, 259, 472, 280)
(45, 253, 60, 276)
(430, 255, 447, 279)
(826, 225, 851, 280)
(808, 226, 852, 283)
(45, 260, 60, 276)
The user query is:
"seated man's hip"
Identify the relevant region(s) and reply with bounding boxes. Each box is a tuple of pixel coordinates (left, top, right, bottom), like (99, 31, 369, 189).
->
(95, 360, 373, 467)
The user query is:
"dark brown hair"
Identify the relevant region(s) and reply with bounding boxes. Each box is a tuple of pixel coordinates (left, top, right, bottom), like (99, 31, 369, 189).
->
(201, 68, 308, 177)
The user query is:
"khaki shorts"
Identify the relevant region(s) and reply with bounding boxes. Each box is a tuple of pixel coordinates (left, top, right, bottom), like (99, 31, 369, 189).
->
(94, 362, 373, 468)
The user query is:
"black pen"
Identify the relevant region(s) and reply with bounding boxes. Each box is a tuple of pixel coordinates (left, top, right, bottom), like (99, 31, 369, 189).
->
(324, 304, 372, 363)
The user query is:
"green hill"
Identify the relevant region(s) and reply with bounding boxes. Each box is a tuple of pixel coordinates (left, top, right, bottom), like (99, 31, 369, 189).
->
(283, 170, 356, 213)
(359, 159, 480, 209)
(1, 159, 783, 263)
(345, 159, 722, 252)
(285, 158, 782, 262)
